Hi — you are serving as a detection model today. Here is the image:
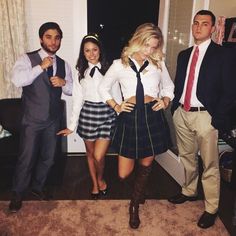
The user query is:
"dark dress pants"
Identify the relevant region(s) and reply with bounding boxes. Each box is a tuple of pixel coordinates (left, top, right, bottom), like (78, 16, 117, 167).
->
(12, 117, 60, 196)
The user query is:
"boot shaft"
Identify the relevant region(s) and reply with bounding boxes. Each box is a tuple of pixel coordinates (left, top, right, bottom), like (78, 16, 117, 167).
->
(131, 164, 152, 204)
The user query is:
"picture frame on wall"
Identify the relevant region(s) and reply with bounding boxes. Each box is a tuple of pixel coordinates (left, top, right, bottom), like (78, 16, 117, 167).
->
(227, 22, 236, 42)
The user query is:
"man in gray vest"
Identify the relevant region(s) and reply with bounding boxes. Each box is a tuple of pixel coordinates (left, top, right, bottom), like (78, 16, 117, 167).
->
(9, 22, 73, 212)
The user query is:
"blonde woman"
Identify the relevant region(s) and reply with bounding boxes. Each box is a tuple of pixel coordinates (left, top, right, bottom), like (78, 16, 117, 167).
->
(99, 23, 174, 229)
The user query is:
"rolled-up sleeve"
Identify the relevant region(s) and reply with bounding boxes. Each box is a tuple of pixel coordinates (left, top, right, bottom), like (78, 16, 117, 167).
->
(159, 61, 174, 101)
(11, 54, 43, 87)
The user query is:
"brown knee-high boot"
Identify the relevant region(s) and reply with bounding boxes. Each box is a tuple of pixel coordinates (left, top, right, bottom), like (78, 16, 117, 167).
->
(129, 164, 152, 229)
(118, 172, 135, 200)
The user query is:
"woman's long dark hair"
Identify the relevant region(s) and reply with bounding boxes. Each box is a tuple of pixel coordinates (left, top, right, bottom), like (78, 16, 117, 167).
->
(75, 33, 110, 81)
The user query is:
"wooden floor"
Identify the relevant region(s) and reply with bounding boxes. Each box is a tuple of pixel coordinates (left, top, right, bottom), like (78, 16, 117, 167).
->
(0, 155, 235, 235)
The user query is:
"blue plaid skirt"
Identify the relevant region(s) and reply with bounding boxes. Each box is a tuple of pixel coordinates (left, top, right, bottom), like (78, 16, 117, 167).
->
(77, 101, 117, 141)
(111, 101, 171, 159)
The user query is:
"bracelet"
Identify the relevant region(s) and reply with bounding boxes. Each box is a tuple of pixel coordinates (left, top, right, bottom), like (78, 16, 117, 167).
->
(113, 104, 118, 109)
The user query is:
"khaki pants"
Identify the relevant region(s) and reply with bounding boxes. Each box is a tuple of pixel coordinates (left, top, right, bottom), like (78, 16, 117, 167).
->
(173, 106, 220, 214)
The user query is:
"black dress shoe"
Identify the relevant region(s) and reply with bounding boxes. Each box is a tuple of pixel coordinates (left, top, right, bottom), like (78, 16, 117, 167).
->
(168, 193, 198, 204)
(9, 192, 22, 213)
(31, 189, 51, 200)
(197, 211, 218, 229)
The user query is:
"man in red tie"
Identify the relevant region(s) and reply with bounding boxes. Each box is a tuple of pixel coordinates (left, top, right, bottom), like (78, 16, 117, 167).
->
(168, 10, 235, 228)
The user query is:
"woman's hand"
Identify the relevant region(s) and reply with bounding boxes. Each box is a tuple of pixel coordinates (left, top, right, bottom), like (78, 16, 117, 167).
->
(152, 97, 169, 111)
(115, 100, 135, 113)
(57, 128, 73, 136)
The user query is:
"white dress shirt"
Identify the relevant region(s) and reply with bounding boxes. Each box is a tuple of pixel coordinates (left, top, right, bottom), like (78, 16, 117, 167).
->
(98, 58, 174, 103)
(68, 62, 122, 131)
(11, 48, 73, 95)
(179, 39, 211, 107)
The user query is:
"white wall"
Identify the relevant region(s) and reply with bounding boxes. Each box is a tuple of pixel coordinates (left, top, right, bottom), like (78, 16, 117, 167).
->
(25, 0, 87, 152)
(210, 0, 236, 19)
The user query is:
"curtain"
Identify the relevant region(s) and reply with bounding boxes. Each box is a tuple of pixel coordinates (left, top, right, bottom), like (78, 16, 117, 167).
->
(0, 0, 27, 98)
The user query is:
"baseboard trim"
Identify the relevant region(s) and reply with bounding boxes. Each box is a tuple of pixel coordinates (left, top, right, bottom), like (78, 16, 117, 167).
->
(66, 152, 117, 157)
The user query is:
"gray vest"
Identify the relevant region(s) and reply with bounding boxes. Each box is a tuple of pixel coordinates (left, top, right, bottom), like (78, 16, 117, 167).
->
(22, 50, 65, 121)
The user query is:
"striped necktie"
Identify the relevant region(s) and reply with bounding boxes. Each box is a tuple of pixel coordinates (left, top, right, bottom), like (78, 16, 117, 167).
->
(183, 46, 199, 111)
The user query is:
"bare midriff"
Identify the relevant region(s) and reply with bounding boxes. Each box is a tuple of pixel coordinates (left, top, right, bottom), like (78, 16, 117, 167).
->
(126, 95, 155, 104)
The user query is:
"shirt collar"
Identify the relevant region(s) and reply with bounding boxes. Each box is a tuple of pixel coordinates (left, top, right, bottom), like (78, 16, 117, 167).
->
(88, 62, 101, 69)
(129, 57, 149, 69)
(39, 48, 56, 60)
(194, 38, 211, 51)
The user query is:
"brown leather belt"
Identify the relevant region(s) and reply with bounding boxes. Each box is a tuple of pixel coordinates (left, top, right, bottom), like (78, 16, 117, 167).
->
(181, 104, 207, 112)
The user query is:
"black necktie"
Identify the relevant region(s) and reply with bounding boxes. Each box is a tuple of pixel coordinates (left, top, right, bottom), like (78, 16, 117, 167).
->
(90, 66, 101, 77)
(129, 59, 149, 110)
(47, 66, 53, 78)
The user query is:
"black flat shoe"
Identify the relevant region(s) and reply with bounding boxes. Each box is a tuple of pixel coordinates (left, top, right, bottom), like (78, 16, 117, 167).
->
(91, 192, 100, 200)
(99, 187, 108, 196)
(99, 181, 108, 196)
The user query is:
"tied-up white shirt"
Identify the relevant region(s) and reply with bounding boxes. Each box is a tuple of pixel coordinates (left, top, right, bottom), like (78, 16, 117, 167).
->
(98, 58, 174, 103)
(11, 48, 73, 95)
(68, 62, 122, 131)
(179, 39, 211, 107)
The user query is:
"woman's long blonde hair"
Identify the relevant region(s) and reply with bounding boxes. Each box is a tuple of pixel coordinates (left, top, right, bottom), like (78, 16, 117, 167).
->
(121, 23, 164, 69)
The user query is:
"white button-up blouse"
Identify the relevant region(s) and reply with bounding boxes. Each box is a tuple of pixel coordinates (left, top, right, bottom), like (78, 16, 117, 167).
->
(99, 58, 174, 103)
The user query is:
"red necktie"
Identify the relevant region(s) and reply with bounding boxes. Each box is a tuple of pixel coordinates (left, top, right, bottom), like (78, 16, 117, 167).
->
(183, 46, 199, 111)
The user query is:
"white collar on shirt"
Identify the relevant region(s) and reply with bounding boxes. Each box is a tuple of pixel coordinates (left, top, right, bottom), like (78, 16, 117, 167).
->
(39, 48, 56, 60)
(194, 38, 211, 52)
(129, 57, 149, 70)
(88, 62, 101, 69)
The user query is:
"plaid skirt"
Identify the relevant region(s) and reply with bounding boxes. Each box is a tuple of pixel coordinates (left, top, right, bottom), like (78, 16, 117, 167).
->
(111, 101, 171, 159)
(77, 101, 117, 141)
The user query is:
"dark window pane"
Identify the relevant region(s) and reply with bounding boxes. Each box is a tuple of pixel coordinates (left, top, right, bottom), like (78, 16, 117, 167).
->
(88, 0, 159, 63)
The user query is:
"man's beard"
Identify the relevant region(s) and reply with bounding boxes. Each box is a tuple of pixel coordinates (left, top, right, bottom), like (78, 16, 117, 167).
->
(41, 42, 60, 54)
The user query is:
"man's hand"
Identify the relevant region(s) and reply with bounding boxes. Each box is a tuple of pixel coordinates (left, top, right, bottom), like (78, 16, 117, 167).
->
(40, 56, 53, 70)
(50, 76, 66, 87)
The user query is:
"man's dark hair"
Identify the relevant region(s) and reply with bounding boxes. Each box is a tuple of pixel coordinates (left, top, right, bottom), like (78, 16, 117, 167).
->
(39, 22, 63, 39)
(195, 10, 216, 26)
